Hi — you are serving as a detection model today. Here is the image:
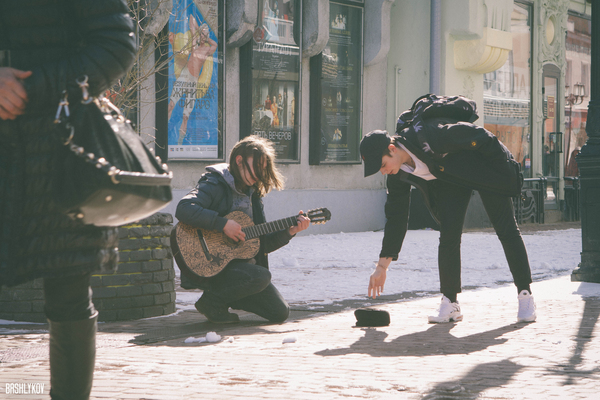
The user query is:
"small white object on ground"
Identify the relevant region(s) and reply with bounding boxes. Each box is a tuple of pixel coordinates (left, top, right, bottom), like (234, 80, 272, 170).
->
(184, 331, 221, 344)
(282, 336, 297, 344)
(184, 336, 207, 344)
(206, 332, 221, 343)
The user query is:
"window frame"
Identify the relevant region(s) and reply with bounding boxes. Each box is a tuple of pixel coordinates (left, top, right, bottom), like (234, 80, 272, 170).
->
(308, 0, 364, 166)
(157, 0, 226, 162)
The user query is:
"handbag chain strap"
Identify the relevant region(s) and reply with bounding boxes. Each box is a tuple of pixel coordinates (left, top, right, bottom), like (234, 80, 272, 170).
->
(54, 76, 172, 186)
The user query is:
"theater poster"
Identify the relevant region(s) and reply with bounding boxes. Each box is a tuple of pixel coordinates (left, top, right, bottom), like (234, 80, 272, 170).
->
(250, 0, 300, 161)
(168, 0, 222, 159)
(319, 2, 362, 162)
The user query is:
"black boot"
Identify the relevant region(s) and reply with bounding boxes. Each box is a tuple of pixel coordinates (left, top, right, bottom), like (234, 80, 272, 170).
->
(48, 312, 97, 400)
(195, 293, 240, 323)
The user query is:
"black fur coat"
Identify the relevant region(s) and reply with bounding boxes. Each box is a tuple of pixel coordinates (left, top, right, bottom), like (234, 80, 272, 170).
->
(0, 0, 136, 287)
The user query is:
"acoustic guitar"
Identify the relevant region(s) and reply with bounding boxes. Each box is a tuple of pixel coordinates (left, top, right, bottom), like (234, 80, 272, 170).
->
(172, 208, 331, 279)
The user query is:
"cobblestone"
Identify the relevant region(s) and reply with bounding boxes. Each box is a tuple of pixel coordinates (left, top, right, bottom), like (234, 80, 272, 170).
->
(0, 274, 598, 399)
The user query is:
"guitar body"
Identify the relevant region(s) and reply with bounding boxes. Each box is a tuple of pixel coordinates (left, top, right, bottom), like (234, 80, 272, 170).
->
(172, 207, 330, 281)
(175, 211, 261, 278)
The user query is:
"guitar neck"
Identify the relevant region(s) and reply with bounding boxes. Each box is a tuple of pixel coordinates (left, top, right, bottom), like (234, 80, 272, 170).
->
(242, 215, 298, 240)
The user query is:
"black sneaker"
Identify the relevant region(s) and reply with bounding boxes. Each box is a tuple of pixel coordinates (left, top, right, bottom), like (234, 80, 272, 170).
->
(195, 296, 240, 324)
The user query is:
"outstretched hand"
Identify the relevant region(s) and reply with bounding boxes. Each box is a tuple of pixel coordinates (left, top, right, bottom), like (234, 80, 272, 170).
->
(0, 67, 32, 120)
(288, 211, 310, 236)
(368, 267, 387, 299)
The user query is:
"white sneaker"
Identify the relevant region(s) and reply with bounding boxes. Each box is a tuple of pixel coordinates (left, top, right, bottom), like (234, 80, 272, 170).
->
(428, 296, 463, 323)
(517, 290, 536, 322)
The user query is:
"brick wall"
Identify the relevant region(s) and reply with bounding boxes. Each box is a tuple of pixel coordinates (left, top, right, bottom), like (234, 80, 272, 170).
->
(0, 213, 175, 323)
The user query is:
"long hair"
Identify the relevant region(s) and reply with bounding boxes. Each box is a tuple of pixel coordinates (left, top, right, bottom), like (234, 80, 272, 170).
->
(229, 135, 284, 197)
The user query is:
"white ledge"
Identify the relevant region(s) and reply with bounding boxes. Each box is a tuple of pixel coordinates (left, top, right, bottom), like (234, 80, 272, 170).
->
(454, 27, 512, 74)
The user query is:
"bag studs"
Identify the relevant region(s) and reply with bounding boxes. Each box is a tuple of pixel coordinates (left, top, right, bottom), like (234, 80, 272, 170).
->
(54, 75, 172, 226)
(96, 158, 108, 168)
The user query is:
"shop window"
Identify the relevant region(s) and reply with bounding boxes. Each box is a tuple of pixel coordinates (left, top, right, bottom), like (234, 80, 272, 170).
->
(309, 1, 363, 165)
(565, 13, 591, 177)
(483, 2, 532, 177)
(158, 0, 225, 161)
(240, 0, 302, 162)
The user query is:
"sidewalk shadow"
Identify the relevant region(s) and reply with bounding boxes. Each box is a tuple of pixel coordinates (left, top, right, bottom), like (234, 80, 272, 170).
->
(421, 358, 523, 399)
(124, 312, 305, 346)
(547, 296, 600, 385)
(316, 322, 526, 358)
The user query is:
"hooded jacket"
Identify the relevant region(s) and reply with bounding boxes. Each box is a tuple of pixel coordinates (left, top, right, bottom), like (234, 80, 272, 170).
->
(380, 94, 523, 261)
(175, 164, 294, 279)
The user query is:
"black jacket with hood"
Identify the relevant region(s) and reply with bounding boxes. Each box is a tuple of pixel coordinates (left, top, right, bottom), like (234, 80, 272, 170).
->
(174, 164, 294, 286)
(380, 94, 523, 261)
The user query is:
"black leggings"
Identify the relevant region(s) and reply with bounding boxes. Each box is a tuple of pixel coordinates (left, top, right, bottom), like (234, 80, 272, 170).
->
(44, 273, 95, 322)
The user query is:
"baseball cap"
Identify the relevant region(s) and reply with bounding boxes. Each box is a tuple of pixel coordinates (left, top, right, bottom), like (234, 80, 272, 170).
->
(360, 130, 392, 177)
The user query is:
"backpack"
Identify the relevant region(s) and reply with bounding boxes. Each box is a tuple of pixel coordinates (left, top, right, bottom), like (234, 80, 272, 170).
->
(396, 94, 479, 133)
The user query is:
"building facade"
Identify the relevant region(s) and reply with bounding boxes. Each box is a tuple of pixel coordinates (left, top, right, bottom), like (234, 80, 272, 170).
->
(140, 0, 591, 233)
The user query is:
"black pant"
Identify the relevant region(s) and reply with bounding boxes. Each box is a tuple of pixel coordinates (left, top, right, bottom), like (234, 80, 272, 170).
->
(202, 260, 289, 323)
(432, 180, 532, 296)
(44, 273, 95, 322)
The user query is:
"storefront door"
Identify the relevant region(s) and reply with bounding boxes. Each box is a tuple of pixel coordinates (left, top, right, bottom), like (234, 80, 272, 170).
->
(542, 64, 561, 209)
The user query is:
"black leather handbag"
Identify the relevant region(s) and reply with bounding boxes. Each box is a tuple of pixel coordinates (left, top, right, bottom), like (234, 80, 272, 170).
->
(53, 76, 173, 226)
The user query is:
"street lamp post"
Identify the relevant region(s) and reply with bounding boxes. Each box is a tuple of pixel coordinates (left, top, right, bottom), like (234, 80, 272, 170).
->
(571, 1, 600, 283)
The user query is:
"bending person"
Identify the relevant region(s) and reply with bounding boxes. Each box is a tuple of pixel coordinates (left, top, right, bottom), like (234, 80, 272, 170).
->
(360, 94, 536, 324)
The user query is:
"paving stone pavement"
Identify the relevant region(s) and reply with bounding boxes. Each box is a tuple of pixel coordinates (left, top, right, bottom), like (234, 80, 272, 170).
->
(1, 274, 599, 400)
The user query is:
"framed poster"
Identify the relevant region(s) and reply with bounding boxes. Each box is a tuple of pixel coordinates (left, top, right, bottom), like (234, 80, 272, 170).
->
(310, 2, 363, 164)
(241, 0, 301, 162)
(167, 0, 224, 159)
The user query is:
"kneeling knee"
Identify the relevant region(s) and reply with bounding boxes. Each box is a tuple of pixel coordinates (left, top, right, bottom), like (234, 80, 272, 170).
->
(268, 304, 290, 323)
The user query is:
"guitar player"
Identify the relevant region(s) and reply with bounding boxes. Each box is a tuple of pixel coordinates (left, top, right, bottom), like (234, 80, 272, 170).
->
(174, 135, 310, 323)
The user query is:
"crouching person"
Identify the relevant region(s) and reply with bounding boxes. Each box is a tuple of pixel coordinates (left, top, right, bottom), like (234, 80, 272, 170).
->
(172, 136, 309, 323)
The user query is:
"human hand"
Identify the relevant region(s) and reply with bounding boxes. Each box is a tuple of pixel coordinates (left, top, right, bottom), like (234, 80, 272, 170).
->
(223, 219, 245, 242)
(0, 68, 32, 120)
(288, 211, 310, 236)
(368, 265, 388, 299)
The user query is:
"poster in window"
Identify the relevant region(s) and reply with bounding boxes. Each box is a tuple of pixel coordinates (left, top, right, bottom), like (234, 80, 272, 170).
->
(250, 0, 300, 161)
(168, 0, 221, 159)
(320, 2, 362, 162)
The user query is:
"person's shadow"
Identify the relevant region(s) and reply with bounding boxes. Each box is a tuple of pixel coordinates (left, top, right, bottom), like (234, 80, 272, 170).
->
(316, 322, 527, 358)
(547, 295, 600, 385)
(421, 358, 524, 399)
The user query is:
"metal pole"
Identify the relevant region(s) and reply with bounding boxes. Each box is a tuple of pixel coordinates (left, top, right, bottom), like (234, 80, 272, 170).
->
(572, 0, 600, 283)
(430, 0, 441, 95)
